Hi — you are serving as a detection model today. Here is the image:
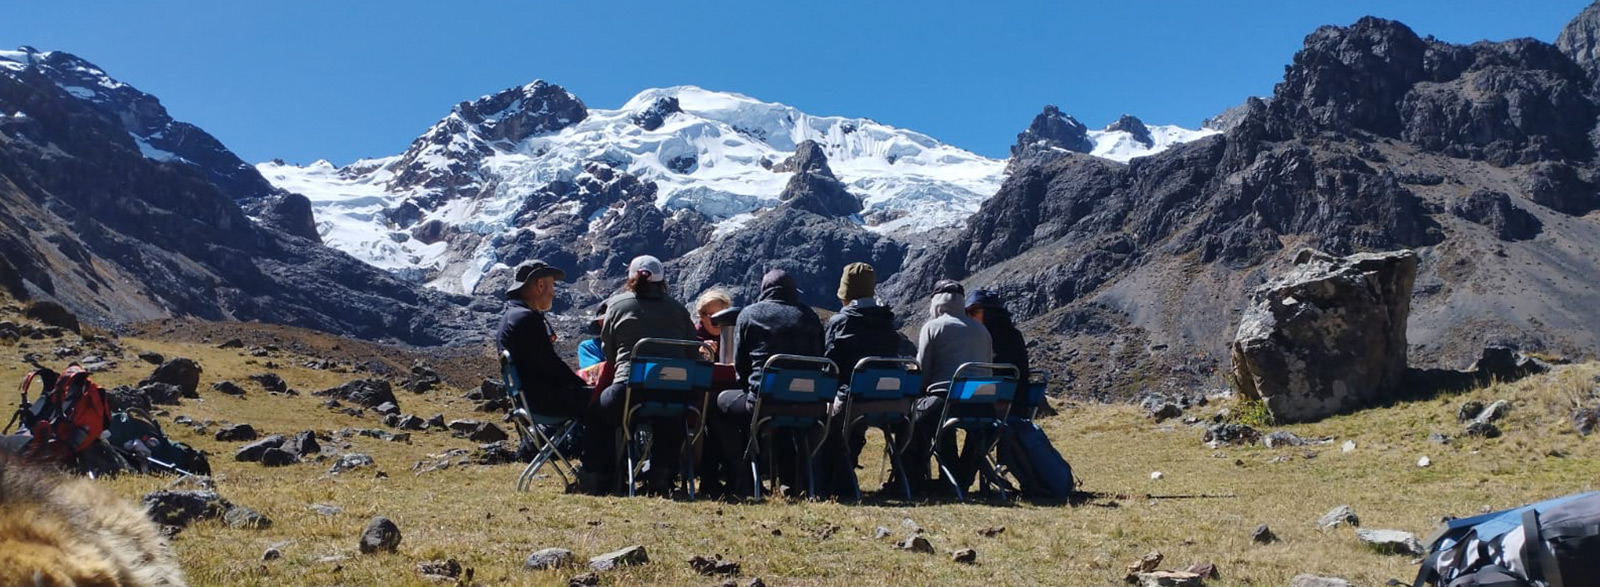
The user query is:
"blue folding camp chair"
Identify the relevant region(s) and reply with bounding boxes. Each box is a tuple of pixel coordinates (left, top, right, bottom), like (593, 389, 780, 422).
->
(745, 354, 838, 500)
(622, 338, 713, 499)
(502, 351, 580, 492)
(841, 357, 921, 501)
(934, 362, 1021, 501)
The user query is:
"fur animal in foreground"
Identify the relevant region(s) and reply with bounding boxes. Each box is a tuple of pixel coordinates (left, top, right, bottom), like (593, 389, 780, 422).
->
(0, 454, 187, 586)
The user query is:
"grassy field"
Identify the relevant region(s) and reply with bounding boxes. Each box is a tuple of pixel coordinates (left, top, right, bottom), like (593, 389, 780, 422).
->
(2, 304, 1598, 586)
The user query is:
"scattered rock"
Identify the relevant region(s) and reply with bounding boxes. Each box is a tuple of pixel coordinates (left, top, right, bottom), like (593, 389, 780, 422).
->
(1290, 575, 1352, 587)
(262, 547, 282, 561)
(1429, 432, 1451, 444)
(249, 373, 289, 394)
(375, 401, 401, 416)
(1147, 402, 1184, 422)
(1182, 563, 1219, 580)
(447, 419, 481, 434)
(138, 351, 165, 365)
(1418, 456, 1432, 468)
(223, 505, 272, 529)
(899, 535, 935, 554)
(1126, 550, 1164, 574)
(235, 435, 286, 462)
(1252, 524, 1278, 544)
(309, 504, 343, 516)
(568, 572, 600, 586)
(1150, 471, 1165, 480)
(314, 379, 398, 409)
(473, 441, 519, 465)
(260, 447, 299, 467)
(1317, 505, 1360, 531)
(1458, 400, 1486, 422)
(25, 301, 79, 333)
(215, 424, 259, 442)
(588, 545, 649, 571)
(218, 338, 245, 349)
(426, 413, 446, 430)
(212, 381, 246, 396)
(951, 548, 978, 564)
(359, 516, 402, 554)
(978, 526, 1006, 538)
(1203, 423, 1261, 448)
(285, 430, 321, 457)
(688, 554, 741, 576)
(1356, 529, 1424, 556)
(395, 414, 427, 431)
(1264, 431, 1308, 448)
(874, 526, 892, 539)
(1341, 440, 1356, 453)
(1133, 571, 1202, 587)
(1574, 407, 1599, 436)
(416, 559, 462, 580)
(143, 490, 229, 528)
(1464, 421, 1502, 438)
(468, 422, 508, 443)
(329, 453, 375, 475)
(1475, 400, 1512, 424)
(524, 548, 575, 571)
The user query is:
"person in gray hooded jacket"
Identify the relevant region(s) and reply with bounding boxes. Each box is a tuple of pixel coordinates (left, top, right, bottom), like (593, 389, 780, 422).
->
(902, 279, 994, 492)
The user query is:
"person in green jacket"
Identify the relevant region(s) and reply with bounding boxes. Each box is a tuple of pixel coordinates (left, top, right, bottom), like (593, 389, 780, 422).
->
(594, 255, 697, 494)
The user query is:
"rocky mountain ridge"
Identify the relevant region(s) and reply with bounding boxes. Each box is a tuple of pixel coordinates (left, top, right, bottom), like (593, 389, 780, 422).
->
(0, 47, 489, 346)
(882, 12, 1600, 399)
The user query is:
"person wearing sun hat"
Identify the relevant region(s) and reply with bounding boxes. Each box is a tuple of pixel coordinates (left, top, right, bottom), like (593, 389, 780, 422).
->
(496, 260, 590, 418)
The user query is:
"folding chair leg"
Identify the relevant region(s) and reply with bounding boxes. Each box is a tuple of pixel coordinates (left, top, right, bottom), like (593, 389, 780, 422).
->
(681, 435, 697, 502)
(934, 427, 965, 501)
(625, 425, 639, 498)
(891, 448, 912, 501)
(802, 436, 816, 500)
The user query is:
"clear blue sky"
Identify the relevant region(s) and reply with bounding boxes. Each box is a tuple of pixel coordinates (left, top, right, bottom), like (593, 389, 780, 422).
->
(3, 1, 1592, 165)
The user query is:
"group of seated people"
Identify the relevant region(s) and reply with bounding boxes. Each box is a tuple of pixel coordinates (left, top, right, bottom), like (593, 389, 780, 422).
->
(496, 255, 1033, 498)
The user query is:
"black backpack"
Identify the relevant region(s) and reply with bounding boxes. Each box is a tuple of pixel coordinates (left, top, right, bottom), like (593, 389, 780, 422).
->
(1415, 492, 1600, 587)
(107, 408, 211, 476)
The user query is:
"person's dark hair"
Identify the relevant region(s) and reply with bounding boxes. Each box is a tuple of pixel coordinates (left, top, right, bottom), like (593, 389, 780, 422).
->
(626, 273, 667, 295)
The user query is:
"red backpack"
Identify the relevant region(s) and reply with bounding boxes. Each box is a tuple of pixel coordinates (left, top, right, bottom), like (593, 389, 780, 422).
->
(7, 364, 111, 460)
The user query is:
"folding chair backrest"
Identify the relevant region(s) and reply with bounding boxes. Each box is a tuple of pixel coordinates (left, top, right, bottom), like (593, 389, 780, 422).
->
(758, 355, 838, 403)
(1024, 370, 1049, 408)
(848, 357, 921, 401)
(500, 350, 526, 406)
(948, 362, 1020, 406)
(629, 356, 712, 392)
(628, 338, 713, 395)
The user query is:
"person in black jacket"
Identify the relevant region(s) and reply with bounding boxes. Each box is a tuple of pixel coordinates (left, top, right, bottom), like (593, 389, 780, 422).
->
(709, 269, 825, 495)
(966, 289, 1032, 410)
(497, 260, 589, 418)
(496, 260, 609, 492)
(818, 262, 903, 496)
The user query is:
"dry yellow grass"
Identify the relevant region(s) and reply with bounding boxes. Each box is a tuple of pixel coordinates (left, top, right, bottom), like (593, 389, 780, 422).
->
(2, 307, 1598, 586)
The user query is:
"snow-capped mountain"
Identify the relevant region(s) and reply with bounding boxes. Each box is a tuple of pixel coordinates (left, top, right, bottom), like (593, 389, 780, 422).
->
(258, 83, 1214, 294)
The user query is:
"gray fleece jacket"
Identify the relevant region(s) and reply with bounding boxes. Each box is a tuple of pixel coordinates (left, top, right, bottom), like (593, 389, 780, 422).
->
(915, 291, 993, 392)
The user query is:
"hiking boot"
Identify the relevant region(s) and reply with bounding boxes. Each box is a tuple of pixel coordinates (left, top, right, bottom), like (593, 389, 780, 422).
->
(570, 466, 614, 496)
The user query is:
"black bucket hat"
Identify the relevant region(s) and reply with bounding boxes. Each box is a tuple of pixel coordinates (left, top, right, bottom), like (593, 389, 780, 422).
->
(505, 260, 567, 299)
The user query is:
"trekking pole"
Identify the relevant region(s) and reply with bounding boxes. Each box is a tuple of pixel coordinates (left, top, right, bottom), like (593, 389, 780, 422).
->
(145, 456, 196, 478)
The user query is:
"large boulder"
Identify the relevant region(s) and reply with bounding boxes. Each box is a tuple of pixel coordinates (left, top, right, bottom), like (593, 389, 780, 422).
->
(1230, 249, 1418, 423)
(140, 358, 203, 398)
